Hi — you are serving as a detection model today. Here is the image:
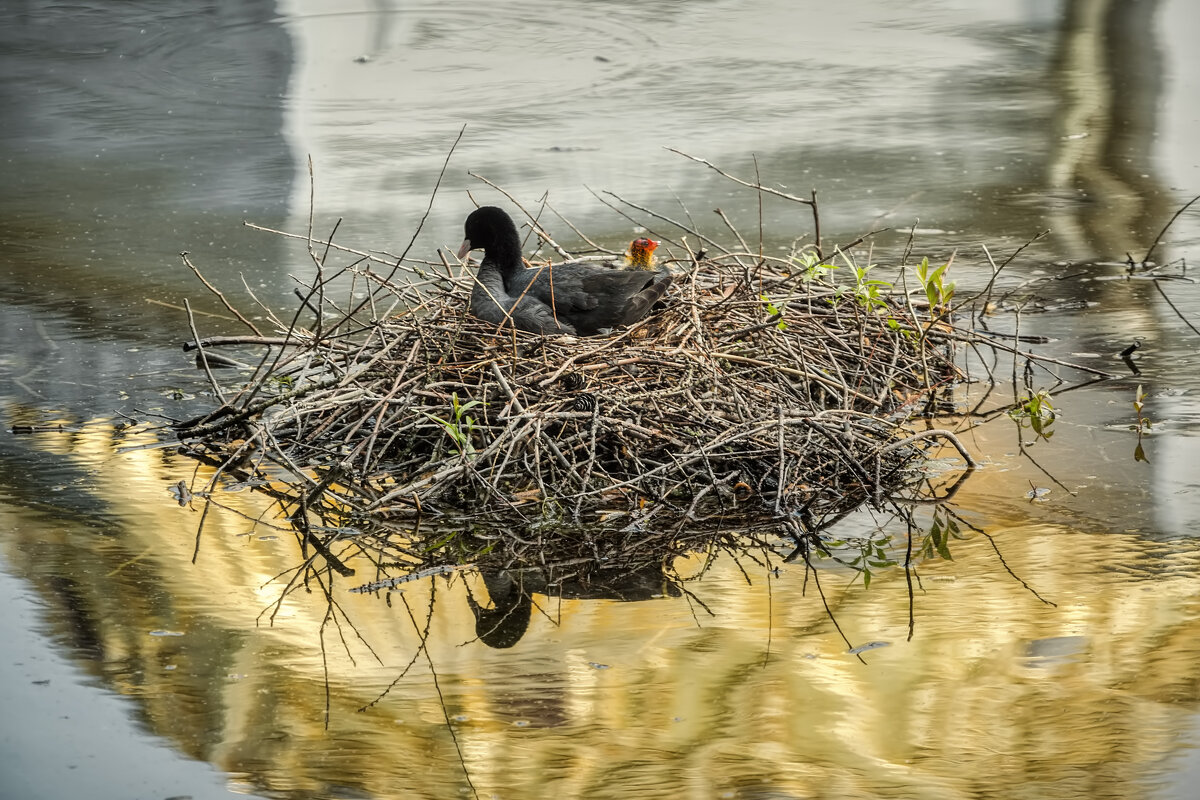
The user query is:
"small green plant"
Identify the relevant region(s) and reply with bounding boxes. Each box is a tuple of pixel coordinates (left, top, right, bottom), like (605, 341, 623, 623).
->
(1132, 384, 1152, 462)
(423, 393, 481, 458)
(914, 255, 956, 316)
(760, 293, 789, 330)
(792, 249, 834, 282)
(850, 262, 891, 311)
(1009, 389, 1056, 440)
(827, 251, 891, 312)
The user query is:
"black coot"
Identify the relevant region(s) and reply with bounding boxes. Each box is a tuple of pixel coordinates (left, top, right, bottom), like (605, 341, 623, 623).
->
(457, 206, 672, 336)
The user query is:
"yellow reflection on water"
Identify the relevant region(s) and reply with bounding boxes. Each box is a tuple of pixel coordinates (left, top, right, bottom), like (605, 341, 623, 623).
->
(3, 422, 1200, 799)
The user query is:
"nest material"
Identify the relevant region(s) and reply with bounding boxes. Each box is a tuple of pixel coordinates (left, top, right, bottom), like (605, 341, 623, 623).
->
(177, 247, 972, 540)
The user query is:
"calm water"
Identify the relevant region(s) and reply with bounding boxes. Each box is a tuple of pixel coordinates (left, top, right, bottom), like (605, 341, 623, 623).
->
(3, 1, 1200, 798)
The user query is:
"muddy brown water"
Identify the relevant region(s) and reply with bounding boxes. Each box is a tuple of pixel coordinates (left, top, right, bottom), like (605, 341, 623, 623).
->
(2, 1, 1200, 798)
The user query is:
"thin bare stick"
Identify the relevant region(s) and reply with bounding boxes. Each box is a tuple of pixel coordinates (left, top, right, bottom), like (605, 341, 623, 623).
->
(953, 230, 1050, 314)
(180, 252, 263, 335)
(399, 124, 467, 267)
(600, 188, 731, 255)
(665, 147, 814, 206)
(1143, 194, 1200, 265)
(714, 207, 750, 253)
(1154, 280, 1200, 339)
(184, 298, 226, 404)
(467, 172, 571, 258)
(545, 200, 615, 254)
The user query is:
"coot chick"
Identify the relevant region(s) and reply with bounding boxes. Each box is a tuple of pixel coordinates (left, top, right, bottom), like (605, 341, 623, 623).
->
(626, 237, 659, 270)
(457, 206, 672, 336)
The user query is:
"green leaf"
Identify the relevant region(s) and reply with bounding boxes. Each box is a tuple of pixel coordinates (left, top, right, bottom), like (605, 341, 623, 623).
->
(424, 530, 459, 551)
(935, 535, 952, 561)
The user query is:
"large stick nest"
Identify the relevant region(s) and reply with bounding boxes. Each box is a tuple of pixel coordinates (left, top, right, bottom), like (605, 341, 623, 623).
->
(176, 238, 973, 549)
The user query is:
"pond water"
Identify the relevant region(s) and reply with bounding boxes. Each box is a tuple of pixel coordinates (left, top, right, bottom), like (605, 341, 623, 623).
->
(2, 1, 1200, 798)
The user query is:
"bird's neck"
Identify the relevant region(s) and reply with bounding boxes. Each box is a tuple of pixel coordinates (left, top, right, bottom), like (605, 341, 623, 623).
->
(628, 251, 655, 269)
(483, 236, 525, 277)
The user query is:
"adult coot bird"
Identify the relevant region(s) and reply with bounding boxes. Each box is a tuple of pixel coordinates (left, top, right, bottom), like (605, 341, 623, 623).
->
(457, 206, 672, 336)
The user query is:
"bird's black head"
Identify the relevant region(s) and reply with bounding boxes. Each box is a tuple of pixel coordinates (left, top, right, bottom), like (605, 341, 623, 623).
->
(457, 206, 519, 258)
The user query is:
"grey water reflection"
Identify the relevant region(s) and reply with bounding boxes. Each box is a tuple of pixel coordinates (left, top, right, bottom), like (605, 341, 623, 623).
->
(0, 0, 295, 334)
(2, 0, 1200, 799)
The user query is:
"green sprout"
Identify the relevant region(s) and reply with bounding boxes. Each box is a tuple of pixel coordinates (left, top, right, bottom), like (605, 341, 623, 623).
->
(792, 249, 835, 282)
(915, 255, 956, 316)
(837, 251, 890, 312)
(1133, 384, 1152, 462)
(1009, 389, 1056, 440)
(760, 294, 789, 330)
(423, 393, 481, 458)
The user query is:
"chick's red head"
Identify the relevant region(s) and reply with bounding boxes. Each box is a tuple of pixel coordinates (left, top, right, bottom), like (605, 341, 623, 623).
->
(628, 237, 660, 269)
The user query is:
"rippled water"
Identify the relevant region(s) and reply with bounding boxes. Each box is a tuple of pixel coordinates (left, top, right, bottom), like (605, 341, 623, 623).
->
(3, 1, 1200, 798)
